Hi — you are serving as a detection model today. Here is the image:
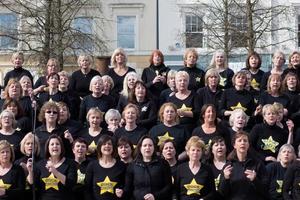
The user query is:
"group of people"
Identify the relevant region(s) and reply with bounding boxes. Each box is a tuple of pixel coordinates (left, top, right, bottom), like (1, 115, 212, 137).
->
(0, 48, 299, 200)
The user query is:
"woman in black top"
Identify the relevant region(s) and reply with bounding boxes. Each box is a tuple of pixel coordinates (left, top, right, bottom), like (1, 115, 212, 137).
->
(282, 51, 300, 79)
(124, 135, 172, 200)
(160, 70, 177, 106)
(27, 134, 77, 200)
(107, 48, 136, 98)
(282, 158, 300, 200)
(85, 135, 126, 200)
(117, 136, 133, 164)
(0, 140, 25, 200)
(267, 144, 296, 200)
(104, 109, 121, 134)
(70, 54, 100, 99)
(219, 131, 269, 200)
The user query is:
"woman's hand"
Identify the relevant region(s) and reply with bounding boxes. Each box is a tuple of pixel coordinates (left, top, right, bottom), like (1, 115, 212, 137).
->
(115, 188, 123, 198)
(144, 193, 155, 200)
(244, 169, 256, 181)
(64, 130, 73, 143)
(223, 164, 233, 179)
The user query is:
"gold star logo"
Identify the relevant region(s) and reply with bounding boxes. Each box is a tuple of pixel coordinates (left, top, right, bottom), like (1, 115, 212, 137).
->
(254, 98, 258, 104)
(196, 77, 201, 82)
(214, 174, 221, 190)
(219, 76, 226, 87)
(180, 104, 192, 111)
(184, 178, 203, 195)
(230, 102, 247, 111)
(77, 169, 85, 184)
(97, 176, 117, 194)
(276, 180, 283, 193)
(205, 139, 212, 150)
(87, 141, 97, 155)
(16, 127, 21, 131)
(251, 79, 260, 89)
(157, 132, 174, 146)
(0, 179, 11, 190)
(262, 136, 279, 153)
(42, 173, 60, 190)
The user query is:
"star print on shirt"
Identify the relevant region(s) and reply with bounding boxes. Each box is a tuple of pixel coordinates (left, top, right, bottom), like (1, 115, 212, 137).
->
(77, 169, 85, 184)
(214, 174, 221, 190)
(97, 176, 117, 194)
(219, 76, 226, 87)
(276, 180, 283, 193)
(196, 77, 201, 82)
(88, 141, 97, 154)
(184, 178, 203, 195)
(141, 106, 148, 112)
(230, 102, 247, 111)
(180, 104, 192, 111)
(262, 136, 279, 153)
(42, 173, 60, 190)
(157, 132, 174, 146)
(251, 79, 260, 89)
(0, 179, 11, 190)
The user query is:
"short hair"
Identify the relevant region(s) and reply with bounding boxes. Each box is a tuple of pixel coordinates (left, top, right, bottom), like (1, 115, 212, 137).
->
(159, 139, 176, 154)
(111, 48, 127, 67)
(4, 79, 22, 99)
(117, 136, 134, 158)
(281, 72, 300, 92)
(47, 72, 60, 83)
(104, 109, 121, 124)
(149, 50, 164, 65)
(206, 136, 226, 162)
(89, 75, 103, 91)
(183, 48, 198, 66)
(45, 58, 59, 75)
(120, 72, 139, 97)
(200, 104, 217, 124)
(204, 68, 220, 86)
(0, 140, 15, 162)
(38, 101, 60, 123)
(102, 75, 114, 91)
(2, 98, 25, 118)
(72, 137, 88, 149)
(272, 102, 284, 112)
(167, 70, 177, 79)
(11, 52, 24, 62)
(267, 73, 282, 95)
(288, 51, 300, 68)
(0, 110, 17, 129)
(158, 102, 179, 123)
(209, 50, 228, 69)
(122, 103, 140, 119)
(272, 51, 286, 64)
(232, 70, 248, 87)
(19, 75, 33, 87)
(185, 136, 206, 152)
(20, 132, 40, 156)
(96, 135, 116, 159)
(245, 51, 262, 69)
(277, 144, 296, 161)
(77, 54, 93, 67)
(262, 104, 278, 118)
(86, 107, 104, 123)
(135, 135, 157, 160)
(44, 135, 65, 159)
(175, 71, 189, 84)
(229, 109, 249, 127)
(58, 71, 69, 78)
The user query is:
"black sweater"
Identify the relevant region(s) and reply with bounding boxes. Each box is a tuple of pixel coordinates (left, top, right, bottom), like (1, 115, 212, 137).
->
(282, 160, 300, 200)
(266, 162, 287, 200)
(4, 67, 33, 87)
(178, 66, 205, 92)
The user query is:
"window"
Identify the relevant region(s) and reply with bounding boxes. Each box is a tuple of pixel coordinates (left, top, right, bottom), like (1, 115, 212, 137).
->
(72, 17, 93, 51)
(0, 14, 18, 49)
(230, 15, 248, 48)
(117, 16, 136, 49)
(185, 15, 203, 48)
(298, 15, 300, 47)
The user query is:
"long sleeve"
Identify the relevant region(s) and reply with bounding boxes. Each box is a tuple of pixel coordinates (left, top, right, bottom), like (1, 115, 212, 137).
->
(152, 160, 172, 200)
(5, 165, 26, 200)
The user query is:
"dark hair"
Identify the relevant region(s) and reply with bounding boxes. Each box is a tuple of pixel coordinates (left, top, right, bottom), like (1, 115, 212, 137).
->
(2, 98, 24, 118)
(206, 136, 226, 164)
(128, 80, 150, 103)
(281, 72, 300, 92)
(227, 131, 249, 161)
(117, 136, 134, 158)
(246, 51, 262, 69)
(159, 139, 177, 155)
(200, 104, 217, 125)
(47, 72, 60, 82)
(45, 134, 65, 159)
(72, 137, 88, 149)
(134, 135, 157, 161)
(96, 135, 116, 159)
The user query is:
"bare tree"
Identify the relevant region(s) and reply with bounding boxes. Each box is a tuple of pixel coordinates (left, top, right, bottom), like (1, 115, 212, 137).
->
(0, 0, 108, 70)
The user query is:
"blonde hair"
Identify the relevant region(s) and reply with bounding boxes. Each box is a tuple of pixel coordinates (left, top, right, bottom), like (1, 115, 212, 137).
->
(267, 74, 282, 95)
(4, 79, 22, 99)
(11, 52, 24, 63)
(102, 75, 114, 91)
(86, 107, 104, 123)
(185, 136, 206, 152)
(0, 140, 15, 162)
(262, 104, 278, 117)
(20, 132, 40, 156)
(158, 103, 179, 123)
(0, 110, 17, 129)
(120, 72, 139, 97)
(111, 48, 128, 67)
(77, 54, 93, 67)
(89, 75, 103, 91)
(205, 68, 220, 86)
(209, 50, 228, 69)
(183, 48, 198, 66)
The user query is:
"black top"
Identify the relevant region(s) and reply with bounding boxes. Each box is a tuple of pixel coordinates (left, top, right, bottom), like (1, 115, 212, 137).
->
(114, 126, 147, 147)
(73, 158, 92, 200)
(218, 68, 234, 90)
(38, 91, 70, 107)
(178, 66, 205, 92)
(259, 91, 290, 113)
(34, 76, 48, 89)
(196, 86, 223, 111)
(159, 88, 175, 107)
(133, 100, 158, 130)
(266, 162, 287, 200)
(4, 67, 33, 87)
(282, 160, 300, 200)
(175, 162, 216, 200)
(85, 159, 126, 200)
(69, 69, 100, 98)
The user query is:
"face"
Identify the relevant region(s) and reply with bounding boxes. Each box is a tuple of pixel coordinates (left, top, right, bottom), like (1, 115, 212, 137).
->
(279, 147, 294, 164)
(175, 75, 188, 91)
(8, 83, 21, 98)
(233, 113, 246, 129)
(91, 79, 104, 94)
(6, 103, 18, 116)
(277, 108, 284, 122)
(1, 112, 13, 128)
(59, 75, 69, 88)
(212, 141, 226, 158)
(234, 135, 249, 154)
(24, 139, 34, 156)
(48, 138, 62, 157)
(207, 75, 218, 87)
(273, 54, 285, 67)
(153, 53, 162, 66)
(20, 78, 32, 91)
(235, 74, 246, 87)
(127, 75, 137, 89)
(72, 142, 87, 159)
(215, 53, 225, 67)
(187, 145, 202, 161)
(47, 75, 59, 88)
(290, 53, 300, 66)
(47, 61, 58, 74)
(186, 52, 197, 67)
(163, 105, 176, 123)
(264, 108, 277, 125)
(88, 112, 101, 128)
(101, 140, 113, 156)
(107, 117, 120, 127)
(135, 84, 146, 99)
(249, 55, 259, 69)
(269, 77, 280, 91)
(0, 147, 11, 163)
(45, 108, 58, 123)
(203, 106, 216, 123)
(118, 143, 132, 160)
(103, 79, 112, 92)
(79, 57, 90, 69)
(124, 107, 137, 124)
(140, 138, 154, 159)
(167, 76, 176, 88)
(58, 106, 69, 123)
(287, 75, 297, 90)
(115, 53, 125, 65)
(12, 56, 23, 68)
(162, 142, 176, 160)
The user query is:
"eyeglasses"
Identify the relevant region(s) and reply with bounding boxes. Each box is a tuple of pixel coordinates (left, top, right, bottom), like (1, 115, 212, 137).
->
(45, 111, 58, 114)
